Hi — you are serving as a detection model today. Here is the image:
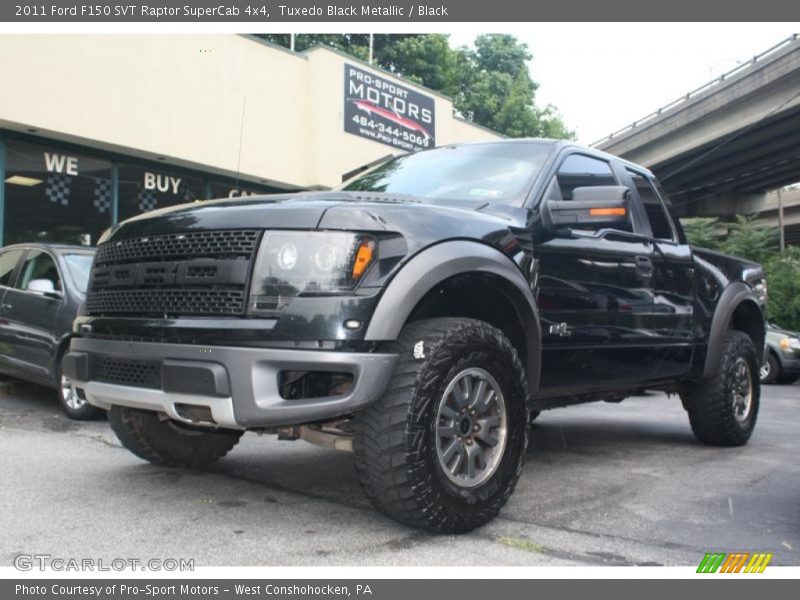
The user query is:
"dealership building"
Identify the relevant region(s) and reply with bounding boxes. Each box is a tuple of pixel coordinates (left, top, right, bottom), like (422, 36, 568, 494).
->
(0, 35, 500, 247)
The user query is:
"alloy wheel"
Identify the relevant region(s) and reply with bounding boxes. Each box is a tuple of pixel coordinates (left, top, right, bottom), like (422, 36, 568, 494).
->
(61, 374, 86, 411)
(435, 367, 508, 488)
(731, 357, 753, 423)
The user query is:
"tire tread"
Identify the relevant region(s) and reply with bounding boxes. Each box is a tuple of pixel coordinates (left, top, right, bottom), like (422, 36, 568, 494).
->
(109, 406, 242, 468)
(353, 318, 529, 533)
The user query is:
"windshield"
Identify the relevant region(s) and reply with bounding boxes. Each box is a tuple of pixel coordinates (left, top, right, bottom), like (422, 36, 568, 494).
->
(341, 142, 553, 205)
(63, 253, 94, 293)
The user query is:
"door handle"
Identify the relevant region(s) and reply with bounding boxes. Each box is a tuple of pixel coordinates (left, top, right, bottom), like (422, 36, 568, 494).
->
(635, 256, 654, 281)
(0, 303, 12, 312)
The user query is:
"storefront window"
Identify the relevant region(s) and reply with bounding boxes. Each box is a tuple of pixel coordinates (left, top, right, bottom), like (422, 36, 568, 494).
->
(208, 180, 283, 200)
(3, 140, 112, 246)
(118, 164, 205, 222)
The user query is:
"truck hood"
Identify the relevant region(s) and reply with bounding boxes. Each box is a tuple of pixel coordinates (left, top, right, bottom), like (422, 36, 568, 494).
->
(105, 191, 523, 241)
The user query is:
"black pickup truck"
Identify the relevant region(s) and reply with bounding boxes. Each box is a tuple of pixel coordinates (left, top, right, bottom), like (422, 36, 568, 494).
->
(64, 140, 767, 533)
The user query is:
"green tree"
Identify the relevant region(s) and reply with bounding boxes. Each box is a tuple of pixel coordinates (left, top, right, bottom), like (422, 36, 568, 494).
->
(256, 33, 573, 139)
(721, 215, 779, 265)
(378, 34, 466, 98)
(764, 247, 800, 331)
(681, 217, 722, 250)
(456, 34, 573, 138)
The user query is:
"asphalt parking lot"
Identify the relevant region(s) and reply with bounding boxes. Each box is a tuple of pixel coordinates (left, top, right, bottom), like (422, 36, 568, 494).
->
(1, 379, 798, 568)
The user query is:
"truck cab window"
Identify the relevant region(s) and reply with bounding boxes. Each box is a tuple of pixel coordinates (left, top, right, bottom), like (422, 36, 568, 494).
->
(551, 154, 632, 233)
(556, 154, 617, 199)
(627, 169, 674, 241)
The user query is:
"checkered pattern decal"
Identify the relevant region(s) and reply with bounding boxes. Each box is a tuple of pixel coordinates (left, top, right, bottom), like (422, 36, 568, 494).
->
(45, 174, 72, 206)
(93, 178, 112, 213)
(138, 188, 158, 212)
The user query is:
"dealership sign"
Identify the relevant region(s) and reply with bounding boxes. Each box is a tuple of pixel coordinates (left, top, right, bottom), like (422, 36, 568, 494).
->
(344, 63, 435, 152)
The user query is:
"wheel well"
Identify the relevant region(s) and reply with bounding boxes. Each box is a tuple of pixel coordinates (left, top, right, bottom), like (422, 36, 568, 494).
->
(730, 300, 765, 359)
(405, 272, 530, 374)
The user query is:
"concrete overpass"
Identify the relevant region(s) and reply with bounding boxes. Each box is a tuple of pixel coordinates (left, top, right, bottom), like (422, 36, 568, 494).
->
(594, 34, 800, 219)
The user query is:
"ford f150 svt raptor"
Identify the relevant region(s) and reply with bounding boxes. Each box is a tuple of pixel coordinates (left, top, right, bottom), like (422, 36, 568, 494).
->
(63, 140, 767, 532)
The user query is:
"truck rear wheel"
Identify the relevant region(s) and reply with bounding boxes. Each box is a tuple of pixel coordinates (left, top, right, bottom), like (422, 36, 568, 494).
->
(108, 406, 242, 468)
(353, 318, 529, 533)
(681, 331, 760, 446)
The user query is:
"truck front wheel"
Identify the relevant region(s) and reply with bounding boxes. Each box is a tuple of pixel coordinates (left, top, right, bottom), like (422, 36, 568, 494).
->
(108, 406, 242, 468)
(353, 318, 529, 533)
(681, 331, 760, 446)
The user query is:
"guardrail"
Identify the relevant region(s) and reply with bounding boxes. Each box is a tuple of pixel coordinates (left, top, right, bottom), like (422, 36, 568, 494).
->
(591, 33, 800, 148)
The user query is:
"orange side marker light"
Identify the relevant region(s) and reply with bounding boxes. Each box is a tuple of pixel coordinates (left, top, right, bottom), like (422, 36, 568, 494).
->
(352, 240, 375, 279)
(589, 207, 626, 217)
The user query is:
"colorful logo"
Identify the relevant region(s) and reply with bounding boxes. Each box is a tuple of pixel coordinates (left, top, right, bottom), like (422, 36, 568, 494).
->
(697, 552, 773, 573)
(349, 99, 433, 140)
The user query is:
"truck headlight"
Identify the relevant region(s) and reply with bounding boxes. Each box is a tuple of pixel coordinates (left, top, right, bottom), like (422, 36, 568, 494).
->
(248, 231, 376, 315)
(779, 337, 800, 351)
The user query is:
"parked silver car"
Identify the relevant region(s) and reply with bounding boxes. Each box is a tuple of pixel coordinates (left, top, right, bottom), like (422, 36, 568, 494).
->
(760, 323, 800, 384)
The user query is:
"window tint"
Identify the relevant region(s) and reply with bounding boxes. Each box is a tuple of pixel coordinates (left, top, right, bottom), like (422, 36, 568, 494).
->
(655, 181, 687, 244)
(17, 251, 62, 292)
(0, 249, 24, 287)
(551, 154, 632, 233)
(627, 170, 674, 240)
(556, 154, 617, 200)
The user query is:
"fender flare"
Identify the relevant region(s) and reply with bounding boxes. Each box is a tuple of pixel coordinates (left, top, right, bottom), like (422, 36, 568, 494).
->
(703, 281, 764, 378)
(364, 240, 542, 394)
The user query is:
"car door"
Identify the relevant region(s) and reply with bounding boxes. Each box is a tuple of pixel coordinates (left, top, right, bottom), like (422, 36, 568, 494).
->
(0, 248, 27, 376)
(1, 249, 65, 381)
(622, 168, 695, 380)
(534, 153, 657, 396)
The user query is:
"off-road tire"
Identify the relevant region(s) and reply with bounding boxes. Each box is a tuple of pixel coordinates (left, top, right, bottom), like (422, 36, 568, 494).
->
(108, 406, 242, 467)
(681, 331, 759, 446)
(353, 318, 529, 533)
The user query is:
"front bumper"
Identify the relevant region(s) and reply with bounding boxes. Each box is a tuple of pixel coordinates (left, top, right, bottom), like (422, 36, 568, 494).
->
(778, 356, 800, 375)
(64, 338, 397, 430)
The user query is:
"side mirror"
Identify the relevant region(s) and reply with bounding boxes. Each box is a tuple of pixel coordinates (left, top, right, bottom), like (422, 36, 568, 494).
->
(26, 279, 61, 298)
(542, 186, 631, 234)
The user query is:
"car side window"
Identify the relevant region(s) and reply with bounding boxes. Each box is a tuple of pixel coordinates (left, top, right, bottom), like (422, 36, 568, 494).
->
(0, 249, 24, 288)
(550, 154, 632, 233)
(17, 251, 62, 293)
(626, 169, 675, 241)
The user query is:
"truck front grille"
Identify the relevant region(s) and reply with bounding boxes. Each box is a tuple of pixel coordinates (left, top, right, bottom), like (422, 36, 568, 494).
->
(91, 357, 162, 389)
(94, 229, 259, 265)
(86, 229, 259, 318)
(85, 289, 246, 316)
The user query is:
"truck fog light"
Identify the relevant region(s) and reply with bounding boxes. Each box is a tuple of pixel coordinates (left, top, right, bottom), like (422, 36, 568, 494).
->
(344, 319, 362, 330)
(277, 243, 298, 270)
